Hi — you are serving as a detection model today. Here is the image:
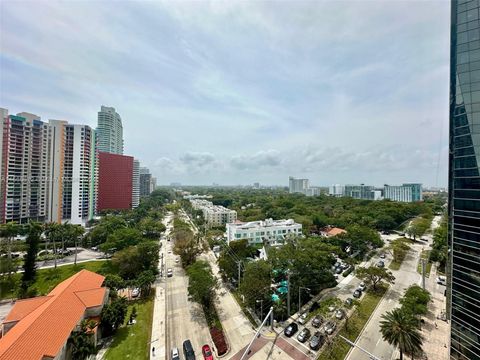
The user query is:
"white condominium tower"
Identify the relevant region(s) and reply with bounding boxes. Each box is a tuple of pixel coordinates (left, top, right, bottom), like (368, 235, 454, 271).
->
(47, 120, 97, 225)
(97, 105, 123, 155)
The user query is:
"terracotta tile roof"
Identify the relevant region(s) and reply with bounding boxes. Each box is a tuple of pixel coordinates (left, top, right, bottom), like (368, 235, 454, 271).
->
(327, 227, 347, 236)
(0, 269, 106, 360)
(75, 288, 107, 308)
(3, 297, 52, 324)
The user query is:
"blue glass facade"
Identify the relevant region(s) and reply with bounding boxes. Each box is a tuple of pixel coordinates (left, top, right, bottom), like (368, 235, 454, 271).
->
(449, 1, 480, 359)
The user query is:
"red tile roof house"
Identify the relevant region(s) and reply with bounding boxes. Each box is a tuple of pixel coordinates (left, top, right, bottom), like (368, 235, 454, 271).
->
(0, 269, 108, 360)
(320, 226, 347, 237)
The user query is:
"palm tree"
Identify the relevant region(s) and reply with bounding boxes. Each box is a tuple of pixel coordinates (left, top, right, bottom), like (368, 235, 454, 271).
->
(380, 309, 424, 360)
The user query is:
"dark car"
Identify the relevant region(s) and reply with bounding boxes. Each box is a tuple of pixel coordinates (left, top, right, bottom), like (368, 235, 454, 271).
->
(311, 315, 323, 328)
(335, 267, 343, 274)
(345, 298, 354, 306)
(284, 322, 299, 337)
(309, 331, 325, 350)
(377, 260, 385, 268)
(297, 328, 311, 343)
(353, 289, 362, 298)
(183, 339, 196, 360)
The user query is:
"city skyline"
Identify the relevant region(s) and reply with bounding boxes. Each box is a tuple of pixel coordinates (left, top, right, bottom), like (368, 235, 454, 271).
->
(1, 1, 449, 186)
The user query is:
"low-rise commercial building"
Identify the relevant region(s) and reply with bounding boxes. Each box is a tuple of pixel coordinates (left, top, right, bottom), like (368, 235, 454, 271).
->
(226, 218, 302, 246)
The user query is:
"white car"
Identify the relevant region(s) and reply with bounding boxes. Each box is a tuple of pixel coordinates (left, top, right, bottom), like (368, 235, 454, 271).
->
(171, 347, 180, 360)
(298, 312, 308, 325)
(167, 268, 173, 277)
(437, 276, 446, 285)
(175, 258, 179, 263)
(131, 288, 140, 298)
(358, 282, 366, 291)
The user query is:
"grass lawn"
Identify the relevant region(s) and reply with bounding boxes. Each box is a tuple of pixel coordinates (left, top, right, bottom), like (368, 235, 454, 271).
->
(388, 238, 413, 271)
(317, 285, 388, 360)
(0, 260, 109, 300)
(417, 250, 432, 277)
(104, 294, 155, 360)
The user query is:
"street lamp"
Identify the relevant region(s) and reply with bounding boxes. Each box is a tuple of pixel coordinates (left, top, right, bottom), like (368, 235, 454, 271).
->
(298, 287, 311, 315)
(256, 299, 264, 321)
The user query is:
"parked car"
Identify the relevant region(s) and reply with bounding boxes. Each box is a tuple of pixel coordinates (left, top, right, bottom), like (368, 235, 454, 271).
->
(335, 267, 343, 274)
(309, 331, 324, 350)
(171, 347, 181, 360)
(328, 305, 336, 312)
(167, 268, 173, 277)
(437, 276, 447, 285)
(353, 289, 362, 298)
(311, 315, 323, 328)
(358, 282, 367, 291)
(380, 253, 386, 259)
(377, 260, 385, 268)
(175, 258, 180, 263)
(132, 288, 140, 298)
(298, 312, 308, 325)
(202, 344, 214, 360)
(324, 321, 336, 335)
(183, 340, 196, 360)
(345, 298, 353, 306)
(334, 274, 339, 280)
(297, 328, 311, 343)
(335, 309, 345, 320)
(284, 322, 299, 337)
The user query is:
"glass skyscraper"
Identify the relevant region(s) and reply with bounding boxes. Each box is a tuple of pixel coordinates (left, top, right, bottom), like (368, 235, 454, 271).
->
(449, 1, 480, 359)
(97, 105, 124, 155)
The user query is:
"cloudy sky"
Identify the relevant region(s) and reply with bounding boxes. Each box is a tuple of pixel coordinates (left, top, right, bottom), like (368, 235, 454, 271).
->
(0, 1, 450, 187)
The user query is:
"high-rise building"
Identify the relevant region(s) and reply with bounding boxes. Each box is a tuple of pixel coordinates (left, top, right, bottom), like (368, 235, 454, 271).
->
(96, 106, 123, 155)
(288, 176, 309, 194)
(140, 167, 153, 196)
(448, 2, 480, 359)
(329, 184, 345, 197)
(47, 120, 97, 225)
(97, 152, 133, 211)
(132, 159, 140, 208)
(1, 111, 49, 223)
(344, 184, 376, 200)
(384, 183, 422, 203)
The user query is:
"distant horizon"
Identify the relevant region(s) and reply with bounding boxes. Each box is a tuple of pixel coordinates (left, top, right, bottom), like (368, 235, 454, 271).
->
(1, 1, 449, 187)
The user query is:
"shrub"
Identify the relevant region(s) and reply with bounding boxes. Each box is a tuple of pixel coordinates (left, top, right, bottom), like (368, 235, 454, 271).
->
(210, 327, 228, 355)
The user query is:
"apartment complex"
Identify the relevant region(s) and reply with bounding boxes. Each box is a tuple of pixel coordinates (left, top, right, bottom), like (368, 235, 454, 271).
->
(132, 159, 140, 208)
(328, 183, 421, 202)
(96, 106, 123, 155)
(0, 111, 49, 223)
(97, 152, 134, 211)
(190, 199, 237, 228)
(384, 183, 422, 202)
(448, 2, 480, 359)
(289, 176, 321, 196)
(140, 167, 156, 196)
(47, 120, 97, 225)
(226, 218, 302, 246)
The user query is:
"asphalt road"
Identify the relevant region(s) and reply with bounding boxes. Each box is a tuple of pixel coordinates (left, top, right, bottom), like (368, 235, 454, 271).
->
(346, 216, 442, 360)
(163, 215, 211, 360)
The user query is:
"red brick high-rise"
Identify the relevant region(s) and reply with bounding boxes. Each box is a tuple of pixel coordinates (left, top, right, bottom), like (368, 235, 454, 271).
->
(97, 152, 133, 211)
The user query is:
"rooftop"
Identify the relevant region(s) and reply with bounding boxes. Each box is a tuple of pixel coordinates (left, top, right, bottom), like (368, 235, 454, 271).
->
(0, 269, 106, 360)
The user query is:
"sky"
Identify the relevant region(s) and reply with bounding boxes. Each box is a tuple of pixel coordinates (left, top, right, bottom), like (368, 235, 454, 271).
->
(0, 0, 450, 187)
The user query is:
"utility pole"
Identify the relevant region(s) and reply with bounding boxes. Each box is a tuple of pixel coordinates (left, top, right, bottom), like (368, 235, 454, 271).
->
(256, 299, 263, 321)
(298, 287, 310, 315)
(422, 258, 426, 290)
(287, 269, 291, 318)
(237, 261, 242, 286)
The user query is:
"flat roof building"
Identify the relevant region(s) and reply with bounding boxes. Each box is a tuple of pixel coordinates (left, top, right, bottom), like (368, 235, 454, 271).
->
(226, 218, 302, 246)
(190, 199, 237, 228)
